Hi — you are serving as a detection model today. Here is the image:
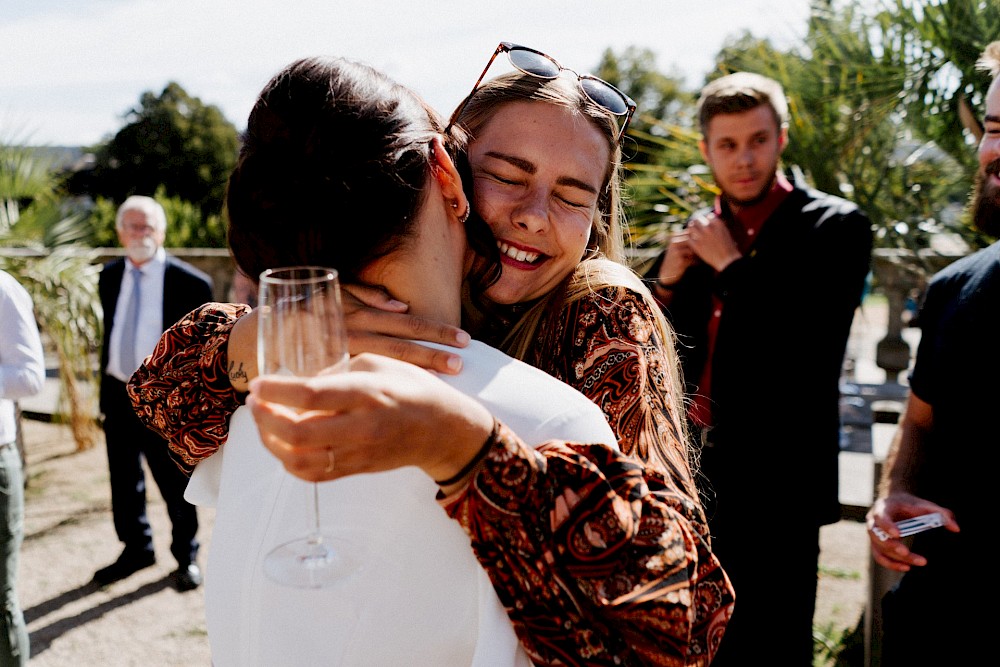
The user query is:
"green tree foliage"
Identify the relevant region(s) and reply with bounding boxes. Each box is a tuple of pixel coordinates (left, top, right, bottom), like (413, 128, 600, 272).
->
(88, 186, 227, 249)
(593, 48, 711, 255)
(623, 0, 999, 269)
(713, 0, 998, 256)
(880, 0, 1000, 168)
(68, 82, 239, 228)
(622, 122, 712, 258)
(594, 46, 696, 137)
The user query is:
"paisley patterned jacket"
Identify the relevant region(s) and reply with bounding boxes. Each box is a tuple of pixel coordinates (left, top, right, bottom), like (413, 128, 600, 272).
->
(129, 293, 733, 665)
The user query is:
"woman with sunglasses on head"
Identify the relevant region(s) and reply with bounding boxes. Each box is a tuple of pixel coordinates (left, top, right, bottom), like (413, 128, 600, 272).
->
(131, 45, 733, 665)
(448, 43, 696, 493)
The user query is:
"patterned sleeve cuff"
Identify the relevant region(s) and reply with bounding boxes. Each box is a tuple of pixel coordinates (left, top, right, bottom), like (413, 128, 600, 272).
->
(437, 420, 543, 510)
(130, 302, 251, 474)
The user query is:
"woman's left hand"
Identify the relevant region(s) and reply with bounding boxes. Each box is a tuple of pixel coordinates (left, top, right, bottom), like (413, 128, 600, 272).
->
(248, 353, 493, 484)
(342, 284, 470, 375)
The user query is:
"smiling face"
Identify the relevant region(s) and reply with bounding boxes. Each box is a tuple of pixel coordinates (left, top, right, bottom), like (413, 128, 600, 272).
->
(469, 101, 610, 305)
(699, 104, 787, 208)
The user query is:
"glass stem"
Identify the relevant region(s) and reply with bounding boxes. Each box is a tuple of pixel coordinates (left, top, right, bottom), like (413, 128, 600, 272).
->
(310, 482, 323, 544)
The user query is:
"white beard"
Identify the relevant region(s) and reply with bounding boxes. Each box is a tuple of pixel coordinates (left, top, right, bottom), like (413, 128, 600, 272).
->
(126, 237, 158, 264)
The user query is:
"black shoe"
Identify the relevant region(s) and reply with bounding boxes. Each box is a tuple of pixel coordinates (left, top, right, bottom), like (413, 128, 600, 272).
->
(171, 563, 203, 592)
(93, 550, 156, 585)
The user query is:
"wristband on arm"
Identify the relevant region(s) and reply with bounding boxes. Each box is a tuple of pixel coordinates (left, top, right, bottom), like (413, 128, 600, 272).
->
(434, 418, 501, 487)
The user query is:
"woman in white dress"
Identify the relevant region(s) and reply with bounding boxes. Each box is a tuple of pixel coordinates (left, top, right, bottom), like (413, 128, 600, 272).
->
(186, 55, 617, 667)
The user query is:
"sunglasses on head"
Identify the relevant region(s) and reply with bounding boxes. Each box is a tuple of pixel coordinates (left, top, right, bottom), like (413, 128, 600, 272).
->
(447, 41, 637, 144)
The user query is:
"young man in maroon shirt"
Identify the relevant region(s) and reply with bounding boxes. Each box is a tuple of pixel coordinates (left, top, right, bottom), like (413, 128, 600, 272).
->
(646, 72, 873, 665)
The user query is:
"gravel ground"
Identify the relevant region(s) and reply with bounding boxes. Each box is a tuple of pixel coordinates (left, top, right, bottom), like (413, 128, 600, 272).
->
(22, 418, 212, 666)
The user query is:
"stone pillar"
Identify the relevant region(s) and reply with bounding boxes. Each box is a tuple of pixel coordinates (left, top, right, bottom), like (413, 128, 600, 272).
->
(872, 251, 914, 384)
(871, 247, 966, 382)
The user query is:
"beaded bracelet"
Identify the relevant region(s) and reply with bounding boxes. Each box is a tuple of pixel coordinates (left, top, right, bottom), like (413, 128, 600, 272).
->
(434, 418, 500, 487)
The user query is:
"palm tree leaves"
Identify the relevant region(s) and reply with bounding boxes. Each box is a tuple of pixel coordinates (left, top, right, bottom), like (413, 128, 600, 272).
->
(1, 139, 101, 450)
(617, 0, 997, 268)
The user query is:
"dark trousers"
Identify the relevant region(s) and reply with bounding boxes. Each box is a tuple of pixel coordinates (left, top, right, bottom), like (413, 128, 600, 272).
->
(880, 538, 982, 666)
(707, 511, 820, 666)
(101, 377, 198, 567)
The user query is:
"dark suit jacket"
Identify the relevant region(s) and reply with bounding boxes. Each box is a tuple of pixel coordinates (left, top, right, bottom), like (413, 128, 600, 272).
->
(99, 255, 214, 413)
(647, 185, 873, 527)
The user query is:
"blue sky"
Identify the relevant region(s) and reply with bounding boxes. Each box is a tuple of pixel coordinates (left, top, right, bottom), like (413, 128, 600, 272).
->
(0, 0, 812, 146)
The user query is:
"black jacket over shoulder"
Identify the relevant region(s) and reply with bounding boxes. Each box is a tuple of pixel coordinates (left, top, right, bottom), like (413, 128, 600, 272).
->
(646, 185, 873, 527)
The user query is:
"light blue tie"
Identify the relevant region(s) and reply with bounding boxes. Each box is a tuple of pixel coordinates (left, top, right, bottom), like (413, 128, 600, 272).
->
(118, 267, 142, 372)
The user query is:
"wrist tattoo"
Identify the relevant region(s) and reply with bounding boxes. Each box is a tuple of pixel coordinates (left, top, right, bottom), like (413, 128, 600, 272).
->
(228, 361, 248, 384)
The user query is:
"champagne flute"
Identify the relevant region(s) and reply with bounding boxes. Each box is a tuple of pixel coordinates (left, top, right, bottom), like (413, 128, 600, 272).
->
(257, 266, 354, 588)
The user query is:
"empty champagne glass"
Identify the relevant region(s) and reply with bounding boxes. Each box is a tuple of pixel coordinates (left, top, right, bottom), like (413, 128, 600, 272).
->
(256, 266, 353, 588)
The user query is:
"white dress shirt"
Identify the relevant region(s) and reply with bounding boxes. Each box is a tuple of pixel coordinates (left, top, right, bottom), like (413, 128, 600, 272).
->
(107, 249, 166, 382)
(0, 270, 45, 445)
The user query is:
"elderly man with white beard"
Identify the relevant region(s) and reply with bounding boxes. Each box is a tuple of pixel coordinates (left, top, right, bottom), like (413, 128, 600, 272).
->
(95, 195, 213, 591)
